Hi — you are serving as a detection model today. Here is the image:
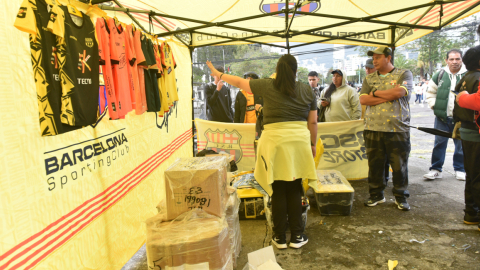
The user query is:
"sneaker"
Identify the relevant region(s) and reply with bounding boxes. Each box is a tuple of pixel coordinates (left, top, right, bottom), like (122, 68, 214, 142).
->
(395, 198, 411, 211)
(271, 234, 287, 249)
(423, 169, 442, 180)
(289, 234, 308, 249)
(455, 171, 466, 181)
(464, 213, 480, 225)
(364, 197, 386, 207)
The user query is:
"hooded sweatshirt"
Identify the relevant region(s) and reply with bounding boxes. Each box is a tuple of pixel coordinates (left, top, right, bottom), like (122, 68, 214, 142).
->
(320, 69, 361, 122)
(426, 65, 467, 119)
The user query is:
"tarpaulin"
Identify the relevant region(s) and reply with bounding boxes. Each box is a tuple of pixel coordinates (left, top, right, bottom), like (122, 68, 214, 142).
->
(97, 0, 480, 48)
(0, 1, 193, 269)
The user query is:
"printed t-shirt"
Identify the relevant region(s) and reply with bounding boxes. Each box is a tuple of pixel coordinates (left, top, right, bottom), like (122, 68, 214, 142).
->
(123, 24, 136, 110)
(242, 90, 257, 123)
(249, 79, 317, 125)
(107, 18, 132, 118)
(14, 0, 80, 136)
(96, 17, 118, 119)
(48, 5, 99, 126)
(161, 41, 179, 103)
(133, 29, 147, 114)
(153, 43, 169, 115)
(359, 68, 413, 132)
(141, 35, 161, 112)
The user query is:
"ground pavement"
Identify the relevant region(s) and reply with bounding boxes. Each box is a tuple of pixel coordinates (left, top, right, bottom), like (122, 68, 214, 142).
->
(122, 99, 480, 270)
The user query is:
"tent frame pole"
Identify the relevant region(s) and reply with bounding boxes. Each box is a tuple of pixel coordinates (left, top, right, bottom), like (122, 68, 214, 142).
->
(285, 0, 290, 54)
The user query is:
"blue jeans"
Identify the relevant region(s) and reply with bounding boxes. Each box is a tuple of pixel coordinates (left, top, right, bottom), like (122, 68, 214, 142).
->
(430, 117, 465, 172)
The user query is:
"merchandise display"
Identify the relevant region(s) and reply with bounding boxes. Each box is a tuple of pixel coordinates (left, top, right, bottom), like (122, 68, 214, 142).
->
(15, 1, 181, 135)
(146, 210, 233, 270)
(314, 170, 355, 216)
(164, 156, 229, 220)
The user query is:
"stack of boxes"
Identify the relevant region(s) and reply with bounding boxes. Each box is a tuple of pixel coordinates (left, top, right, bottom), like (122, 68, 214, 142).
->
(146, 156, 241, 270)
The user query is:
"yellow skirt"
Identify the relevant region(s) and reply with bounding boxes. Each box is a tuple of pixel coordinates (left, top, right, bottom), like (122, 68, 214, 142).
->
(254, 121, 318, 196)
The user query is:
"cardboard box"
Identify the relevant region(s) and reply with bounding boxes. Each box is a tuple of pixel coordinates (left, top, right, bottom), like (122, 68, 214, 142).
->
(146, 210, 233, 270)
(165, 156, 229, 220)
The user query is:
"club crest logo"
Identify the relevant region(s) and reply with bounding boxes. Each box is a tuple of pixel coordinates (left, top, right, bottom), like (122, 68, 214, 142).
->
(85, 37, 94, 48)
(205, 129, 243, 162)
(259, 0, 320, 18)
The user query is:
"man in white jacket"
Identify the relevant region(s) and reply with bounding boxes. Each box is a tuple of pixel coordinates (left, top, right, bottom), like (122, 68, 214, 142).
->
(424, 49, 467, 181)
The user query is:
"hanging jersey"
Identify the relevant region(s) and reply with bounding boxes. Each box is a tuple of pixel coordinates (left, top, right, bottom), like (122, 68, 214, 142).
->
(96, 17, 119, 119)
(48, 5, 100, 126)
(107, 18, 132, 118)
(141, 35, 161, 112)
(14, 0, 81, 136)
(153, 43, 169, 115)
(242, 90, 257, 123)
(133, 29, 147, 114)
(123, 24, 136, 110)
(161, 41, 179, 103)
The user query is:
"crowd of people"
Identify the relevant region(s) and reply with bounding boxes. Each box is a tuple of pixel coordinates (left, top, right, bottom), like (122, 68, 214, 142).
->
(203, 43, 480, 250)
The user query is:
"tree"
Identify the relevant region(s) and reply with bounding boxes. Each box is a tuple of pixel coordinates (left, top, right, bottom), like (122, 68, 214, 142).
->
(394, 54, 419, 76)
(229, 45, 280, 79)
(297, 67, 309, 85)
(355, 46, 376, 57)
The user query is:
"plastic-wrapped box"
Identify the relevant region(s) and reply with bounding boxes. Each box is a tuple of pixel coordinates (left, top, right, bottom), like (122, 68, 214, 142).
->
(146, 209, 233, 270)
(314, 170, 354, 216)
(164, 156, 229, 220)
(226, 190, 241, 268)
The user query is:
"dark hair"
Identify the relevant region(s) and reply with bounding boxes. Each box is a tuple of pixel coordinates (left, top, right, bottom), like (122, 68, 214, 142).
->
(324, 83, 337, 99)
(463, 46, 480, 71)
(273, 54, 297, 98)
(308, 71, 318, 77)
(446, 49, 462, 59)
(243, 71, 259, 79)
(215, 65, 225, 73)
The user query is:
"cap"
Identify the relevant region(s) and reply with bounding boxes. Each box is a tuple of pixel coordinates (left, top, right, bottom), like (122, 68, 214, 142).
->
(365, 59, 374, 68)
(331, 69, 343, 76)
(243, 71, 259, 79)
(367, 47, 392, 57)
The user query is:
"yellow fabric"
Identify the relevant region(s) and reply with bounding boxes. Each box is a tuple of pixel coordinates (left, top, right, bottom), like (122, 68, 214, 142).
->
(13, 0, 36, 36)
(254, 121, 317, 196)
(2, 2, 193, 268)
(94, 0, 480, 48)
(303, 137, 324, 193)
(241, 90, 256, 123)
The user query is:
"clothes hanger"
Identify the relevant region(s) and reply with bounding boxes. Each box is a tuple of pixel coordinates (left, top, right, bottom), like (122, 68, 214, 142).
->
(67, 0, 83, 18)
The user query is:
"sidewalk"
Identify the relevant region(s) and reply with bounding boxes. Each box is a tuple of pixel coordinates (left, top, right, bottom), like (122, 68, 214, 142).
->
(123, 101, 480, 270)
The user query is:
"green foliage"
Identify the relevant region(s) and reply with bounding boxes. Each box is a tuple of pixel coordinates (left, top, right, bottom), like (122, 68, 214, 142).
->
(296, 67, 309, 85)
(394, 54, 420, 77)
(355, 46, 376, 57)
(229, 45, 280, 79)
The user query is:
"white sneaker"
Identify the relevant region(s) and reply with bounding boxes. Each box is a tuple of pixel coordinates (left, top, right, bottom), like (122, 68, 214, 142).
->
(423, 169, 442, 180)
(420, 103, 424, 107)
(455, 171, 466, 181)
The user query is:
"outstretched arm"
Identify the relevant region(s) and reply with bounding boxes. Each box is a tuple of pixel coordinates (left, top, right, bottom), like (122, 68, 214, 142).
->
(206, 60, 252, 93)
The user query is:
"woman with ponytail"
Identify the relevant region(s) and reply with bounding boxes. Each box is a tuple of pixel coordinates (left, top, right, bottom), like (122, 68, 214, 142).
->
(207, 54, 318, 249)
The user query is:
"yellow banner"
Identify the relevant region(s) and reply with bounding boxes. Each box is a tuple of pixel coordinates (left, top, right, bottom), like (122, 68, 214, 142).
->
(195, 119, 367, 180)
(0, 2, 193, 269)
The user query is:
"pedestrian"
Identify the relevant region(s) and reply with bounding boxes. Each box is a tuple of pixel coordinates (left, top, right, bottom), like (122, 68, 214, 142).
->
(365, 58, 391, 182)
(359, 47, 413, 211)
(234, 71, 263, 123)
(203, 66, 234, 122)
(308, 71, 323, 122)
(414, 83, 423, 104)
(421, 78, 428, 103)
(453, 45, 480, 228)
(206, 54, 318, 249)
(424, 49, 467, 181)
(320, 69, 361, 122)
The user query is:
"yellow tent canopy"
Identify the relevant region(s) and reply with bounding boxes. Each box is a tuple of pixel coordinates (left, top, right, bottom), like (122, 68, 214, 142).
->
(92, 0, 480, 50)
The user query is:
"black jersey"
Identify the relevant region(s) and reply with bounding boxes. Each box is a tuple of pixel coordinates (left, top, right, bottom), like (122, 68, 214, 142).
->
(14, 0, 80, 136)
(48, 5, 99, 126)
(141, 35, 161, 112)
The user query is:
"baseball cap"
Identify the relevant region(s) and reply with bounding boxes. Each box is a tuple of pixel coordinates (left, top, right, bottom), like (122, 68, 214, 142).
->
(243, 71, 259, 79)
(365, 59, 374, 68)
(331, 69, 343, 76)
(367, 47, 392, 57)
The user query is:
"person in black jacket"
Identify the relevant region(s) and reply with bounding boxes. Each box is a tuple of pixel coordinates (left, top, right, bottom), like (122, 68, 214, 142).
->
(204, 66, 234, 122)
(453, 45, 480, 227)
(234, 72, 263, 123)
